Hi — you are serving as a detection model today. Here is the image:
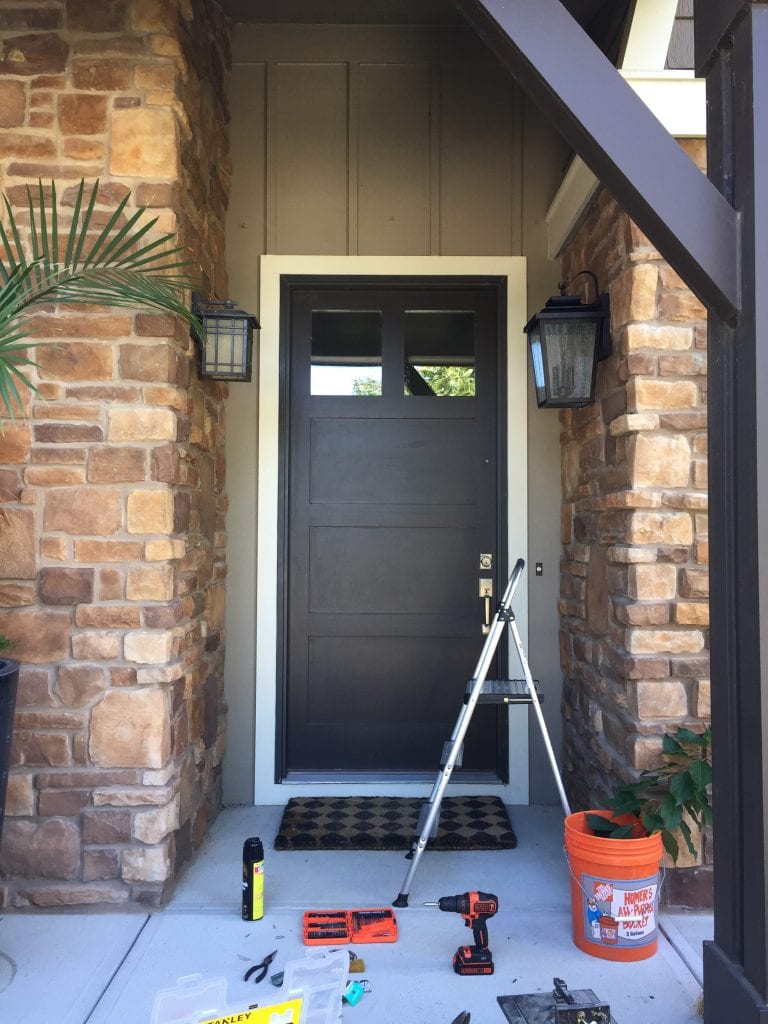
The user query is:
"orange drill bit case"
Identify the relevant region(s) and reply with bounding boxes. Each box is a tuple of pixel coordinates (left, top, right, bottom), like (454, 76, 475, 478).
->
(302, 907, 398, 945)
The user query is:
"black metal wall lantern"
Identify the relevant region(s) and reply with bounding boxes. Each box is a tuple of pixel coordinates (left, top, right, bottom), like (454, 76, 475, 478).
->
(192, 294, 260, 381)
(524, 271, 611, 408)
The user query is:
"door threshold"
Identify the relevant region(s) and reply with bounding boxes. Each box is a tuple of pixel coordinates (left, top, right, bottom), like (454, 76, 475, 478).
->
(282, 770, 503, 784)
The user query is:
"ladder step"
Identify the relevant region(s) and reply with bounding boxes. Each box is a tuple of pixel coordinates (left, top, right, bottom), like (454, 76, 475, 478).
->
(466, 678, 544, 704)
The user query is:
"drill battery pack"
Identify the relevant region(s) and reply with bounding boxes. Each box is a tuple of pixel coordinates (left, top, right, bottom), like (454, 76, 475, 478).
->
(303, 907, 398, 945)
(453, 944, 494, 976)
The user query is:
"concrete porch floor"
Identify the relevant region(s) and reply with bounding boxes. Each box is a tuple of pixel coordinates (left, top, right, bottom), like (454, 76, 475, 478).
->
(0, 805, 711, 1023)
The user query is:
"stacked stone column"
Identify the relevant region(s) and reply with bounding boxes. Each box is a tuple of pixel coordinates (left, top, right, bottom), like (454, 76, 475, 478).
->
(559, 144, 711, 900)
(0, 0, 231, 906)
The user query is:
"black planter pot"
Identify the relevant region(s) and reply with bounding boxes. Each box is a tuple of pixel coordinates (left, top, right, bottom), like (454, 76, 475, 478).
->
(0, 658, 19, 853)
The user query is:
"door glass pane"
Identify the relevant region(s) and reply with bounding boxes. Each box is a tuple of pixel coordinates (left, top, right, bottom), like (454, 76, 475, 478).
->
(404, 311, 475, 396)
(311, 309, 382, 395)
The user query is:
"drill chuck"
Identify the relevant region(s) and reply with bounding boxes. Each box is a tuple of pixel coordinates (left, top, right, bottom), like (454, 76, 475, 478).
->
(438, 894, 497, 917)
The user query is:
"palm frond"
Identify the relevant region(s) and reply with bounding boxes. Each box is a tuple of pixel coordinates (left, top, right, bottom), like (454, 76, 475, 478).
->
(0, 179, 204, 417)
(69, 179, 97, 269)
(0, 338, 37, 419)
(14, 266, 199, 331)
(0, 263, 49, 320)
(81, 187, 134, 268)
(2, 195, 26, 275)
(50, 181, 59, 267)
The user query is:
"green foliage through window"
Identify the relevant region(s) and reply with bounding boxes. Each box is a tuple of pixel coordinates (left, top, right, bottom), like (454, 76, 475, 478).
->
(352, 376, 382, 396)
(414, 365, 475, 396)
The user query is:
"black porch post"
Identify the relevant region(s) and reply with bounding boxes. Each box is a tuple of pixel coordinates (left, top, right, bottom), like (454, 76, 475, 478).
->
(699, 3, 768, 1020)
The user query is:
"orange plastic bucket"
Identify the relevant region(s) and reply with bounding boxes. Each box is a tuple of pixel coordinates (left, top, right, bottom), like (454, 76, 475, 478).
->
(564, 810, 663, 962)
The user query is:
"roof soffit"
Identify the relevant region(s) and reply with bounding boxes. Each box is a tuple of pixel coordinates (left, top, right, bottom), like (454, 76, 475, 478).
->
(218, 0, 631, 60)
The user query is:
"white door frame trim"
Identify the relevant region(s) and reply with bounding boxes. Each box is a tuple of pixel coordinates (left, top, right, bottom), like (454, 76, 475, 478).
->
(254, 254, 528, 804)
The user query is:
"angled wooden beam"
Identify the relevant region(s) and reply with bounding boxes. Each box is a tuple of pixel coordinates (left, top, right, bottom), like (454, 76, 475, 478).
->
(456, 0, 741, 323)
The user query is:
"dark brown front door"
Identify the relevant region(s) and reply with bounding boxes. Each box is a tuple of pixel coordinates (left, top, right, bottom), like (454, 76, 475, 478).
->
(281, 277, 505, 778)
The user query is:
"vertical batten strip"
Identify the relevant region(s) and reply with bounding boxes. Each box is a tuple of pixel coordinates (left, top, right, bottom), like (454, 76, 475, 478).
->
(265, 61, 279, 255)
(347, 61, 358, 256)
(430, 63, 442, 255)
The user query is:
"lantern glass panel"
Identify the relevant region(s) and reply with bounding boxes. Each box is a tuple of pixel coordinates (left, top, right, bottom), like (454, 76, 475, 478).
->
(203, 314, 250, 378)
(528, 323, 546, 405)
(540, 317, 600, 405)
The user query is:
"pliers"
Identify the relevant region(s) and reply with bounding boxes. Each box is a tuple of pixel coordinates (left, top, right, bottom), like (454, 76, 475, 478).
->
(244, 949, 278, 983)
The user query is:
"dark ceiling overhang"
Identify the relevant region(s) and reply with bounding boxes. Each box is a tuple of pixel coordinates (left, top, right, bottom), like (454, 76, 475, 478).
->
(218, 0, 632, 63)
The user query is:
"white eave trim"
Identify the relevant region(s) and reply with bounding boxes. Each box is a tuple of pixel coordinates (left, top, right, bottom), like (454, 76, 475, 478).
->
(621, 71, 707, 138)
(545, 73, 706, 259)
(544, 158, 601, 264)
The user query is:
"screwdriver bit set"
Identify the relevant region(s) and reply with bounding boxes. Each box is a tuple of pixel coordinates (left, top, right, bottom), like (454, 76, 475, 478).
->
(302, 907, 399, 945)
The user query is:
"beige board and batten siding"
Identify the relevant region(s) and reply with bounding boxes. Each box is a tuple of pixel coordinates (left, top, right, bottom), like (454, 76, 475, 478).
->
(224, 23, 569, 804)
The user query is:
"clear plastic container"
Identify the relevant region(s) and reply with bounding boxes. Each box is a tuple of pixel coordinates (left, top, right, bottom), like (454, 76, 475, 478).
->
(281, 948, 349, 1024)
(152, 973, 303, 1024)
(151, 974, 228, 1024)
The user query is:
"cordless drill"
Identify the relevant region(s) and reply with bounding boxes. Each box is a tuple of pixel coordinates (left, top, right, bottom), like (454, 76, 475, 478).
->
(425, 891, 499, 975)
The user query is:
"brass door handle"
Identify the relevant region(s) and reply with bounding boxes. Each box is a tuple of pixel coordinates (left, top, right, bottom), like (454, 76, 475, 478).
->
(479, 579, 493, 634)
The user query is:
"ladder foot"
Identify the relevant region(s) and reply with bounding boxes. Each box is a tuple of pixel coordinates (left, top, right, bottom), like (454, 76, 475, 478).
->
(393, 893, 409, 908)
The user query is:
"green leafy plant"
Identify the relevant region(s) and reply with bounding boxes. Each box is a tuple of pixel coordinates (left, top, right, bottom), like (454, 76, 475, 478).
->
(0, 634, 15, 654)
(0, 179, 201, 417)
(586, 726, 712, 862)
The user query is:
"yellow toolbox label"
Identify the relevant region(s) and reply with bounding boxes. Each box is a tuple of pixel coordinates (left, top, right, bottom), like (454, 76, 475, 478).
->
(199, 996, 302, 1024)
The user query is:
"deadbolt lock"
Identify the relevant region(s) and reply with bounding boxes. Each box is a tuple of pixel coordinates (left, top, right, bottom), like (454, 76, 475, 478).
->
(479, 553, 493, 570)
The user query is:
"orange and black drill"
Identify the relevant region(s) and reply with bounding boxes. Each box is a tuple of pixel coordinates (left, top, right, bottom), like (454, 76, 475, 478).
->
(425, 891, 499, 975)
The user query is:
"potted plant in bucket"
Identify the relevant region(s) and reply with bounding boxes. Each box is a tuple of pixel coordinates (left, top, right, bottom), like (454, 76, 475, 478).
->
(0, 636, 19, 852)
(564, 727, 712, 962)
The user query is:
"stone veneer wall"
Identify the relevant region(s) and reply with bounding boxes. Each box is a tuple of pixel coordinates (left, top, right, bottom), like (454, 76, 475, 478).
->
(0, 0, 232, 907)
(558, 141, 712, 903)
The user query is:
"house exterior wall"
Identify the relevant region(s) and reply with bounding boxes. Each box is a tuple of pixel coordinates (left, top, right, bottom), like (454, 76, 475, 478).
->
(224, 23, 569, 804)
(0, 0, 231, 907)
(558, 140, 712, 902)
(0, 6, 710, 906)
(668, 0, 694, 69)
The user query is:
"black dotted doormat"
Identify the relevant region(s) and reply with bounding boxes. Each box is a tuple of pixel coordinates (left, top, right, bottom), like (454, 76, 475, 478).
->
(273, 795, 517, 851)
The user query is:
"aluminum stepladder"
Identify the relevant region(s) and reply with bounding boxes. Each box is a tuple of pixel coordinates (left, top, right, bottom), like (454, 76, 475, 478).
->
(393, 558, 572, 907)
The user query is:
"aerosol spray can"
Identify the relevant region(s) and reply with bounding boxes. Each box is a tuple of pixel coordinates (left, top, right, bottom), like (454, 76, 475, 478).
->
(242, 837, 265, 921)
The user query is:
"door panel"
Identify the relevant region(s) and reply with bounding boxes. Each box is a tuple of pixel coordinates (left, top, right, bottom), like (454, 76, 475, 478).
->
(283, 280, 503, 776)
(309, 418, 476, 504)
(308, 525, 475, 614)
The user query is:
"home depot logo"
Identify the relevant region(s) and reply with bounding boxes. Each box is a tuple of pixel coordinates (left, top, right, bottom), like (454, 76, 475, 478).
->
(593, 880, 614, 902)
